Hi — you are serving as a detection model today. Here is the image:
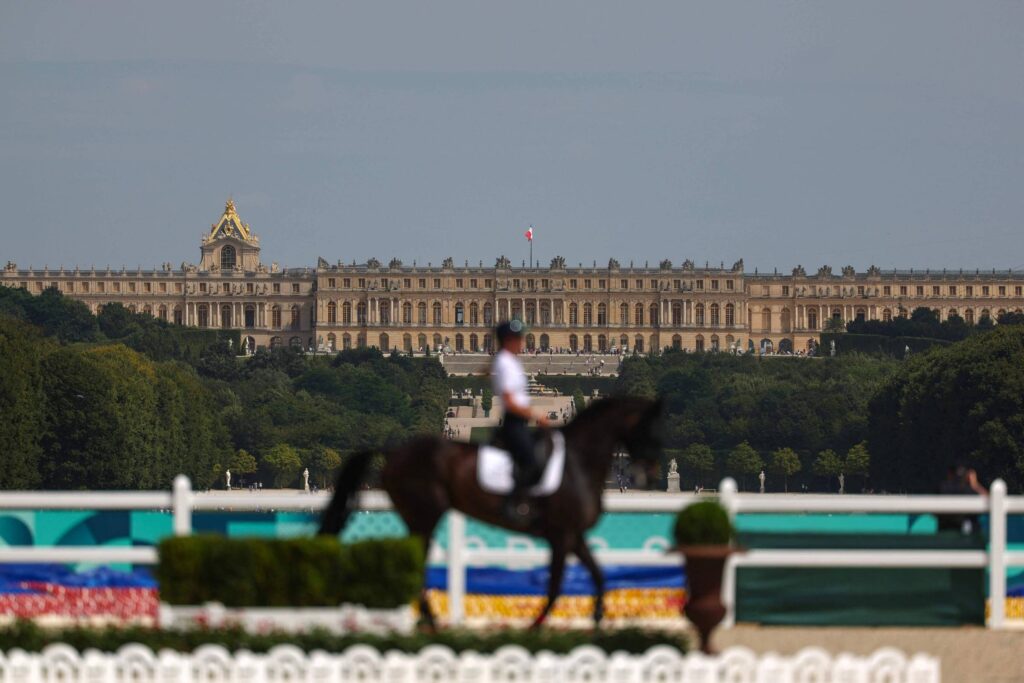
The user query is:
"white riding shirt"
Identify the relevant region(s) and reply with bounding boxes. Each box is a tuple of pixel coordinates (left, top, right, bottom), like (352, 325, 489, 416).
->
(492, 349, 530, 412)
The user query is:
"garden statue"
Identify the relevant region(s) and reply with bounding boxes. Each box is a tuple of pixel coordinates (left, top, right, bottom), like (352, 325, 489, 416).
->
(839, 472, 845, 494)
(666, 458, 680, 493)
(225, 469, 231, 491)
(303, 467, 310, 492)
(759, 469, 766, 493)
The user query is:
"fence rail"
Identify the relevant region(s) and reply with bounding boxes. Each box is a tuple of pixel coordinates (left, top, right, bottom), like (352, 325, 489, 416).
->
(0, 475, 1019, 629)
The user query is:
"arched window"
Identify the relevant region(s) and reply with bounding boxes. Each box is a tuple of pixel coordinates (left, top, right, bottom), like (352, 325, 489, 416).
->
(540, 301, 551, 324)
(433, 333, 443, 350)
(569, 334, 579, 352)
(173, 305, 183, 325)
(379, 333, 390, 350)
(711, 335, 719, 351)
(855, 308, 866, 322)
(672, 303, 682, 326)
(620, 334, 629, 350)
(761, 307, 772, 332)
(158, 305, 167, 321)
(289, 336, 302, 348)
(455, 333, 465, 351)
(417, 302, 427, 324)
(290, 305, 300, 329)
(327, 333, 336, 351)
(539, 333, 549, 351)
(417, 333, 427, 351)
(357, 302, 368, 324)
(583, 334, 592, 352)
(221, 304, 232, 328)
(620, 303, 629, 325)
(598, 334, 607, 352)
(357, 332, 367, 348)
(597, 303, 607, 325)
(695, 304, 705, 326)
(948, 308, 958, 320)
(470, 303, 479, 325)
(483, 303, 493, 325)
(634, 303, 644, 326)
(725, 304, 735, 327)
(524, 334, 534, 351)
(650, 304, 658, 326)
(483, 333, 492, 352)
(808, 309, 818, 329)
(781, 308, 792, 332)
(379, 302, 390, 325)
(327, 301, 337, 323)
(634, 334, 644, 353)
(403, 334, 412, 352)
(569, 303, 579, 325)
(455, 303, 465, 325)
(432, 302, 443, 324)
(270, 336, 283, 349)
(220, 245, 236, 270)
(244, 304, 255, 328)
(583, 303, 593, 325)
(964, 309, 974, 324)
(882, 308, 892, 322)
(343, 302, 352, 324)
(525, 301, 536, 324)
(342, 333, 352, 350)
(198, 304, 210, 328)
(143, 304, 152, 317)
(695, 334, 705, 352)
(469, 333, 479, 351)
(403, 302, 412, 323)
(710, 304, 720, 327)
(672, 334, 682, 350)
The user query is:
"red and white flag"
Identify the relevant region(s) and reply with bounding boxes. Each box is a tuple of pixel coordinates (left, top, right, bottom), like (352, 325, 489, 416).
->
(524, 226, 534, 241)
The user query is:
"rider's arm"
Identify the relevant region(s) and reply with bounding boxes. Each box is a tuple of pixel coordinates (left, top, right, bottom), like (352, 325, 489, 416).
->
(501, 391, 551, 427)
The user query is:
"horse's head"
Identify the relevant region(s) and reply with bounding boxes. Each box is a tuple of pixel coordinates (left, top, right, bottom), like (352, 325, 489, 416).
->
(617, 396, 664, 464)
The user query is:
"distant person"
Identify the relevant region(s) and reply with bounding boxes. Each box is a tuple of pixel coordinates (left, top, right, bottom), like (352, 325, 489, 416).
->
(938, 465, 987, 534)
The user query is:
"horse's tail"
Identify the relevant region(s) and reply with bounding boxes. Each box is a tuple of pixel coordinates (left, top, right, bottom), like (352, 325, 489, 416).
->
(317, 450, 376, 536)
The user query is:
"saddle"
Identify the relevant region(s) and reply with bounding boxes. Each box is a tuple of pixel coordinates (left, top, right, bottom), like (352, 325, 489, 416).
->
(490, 429, 553, 488)
(477, 430, 566, 497)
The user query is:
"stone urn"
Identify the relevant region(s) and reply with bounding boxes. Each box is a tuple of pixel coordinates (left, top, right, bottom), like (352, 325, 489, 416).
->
(680, 545, 733, 654)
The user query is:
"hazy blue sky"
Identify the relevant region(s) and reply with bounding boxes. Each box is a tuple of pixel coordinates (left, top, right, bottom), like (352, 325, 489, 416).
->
(1, 2, 1021, 272)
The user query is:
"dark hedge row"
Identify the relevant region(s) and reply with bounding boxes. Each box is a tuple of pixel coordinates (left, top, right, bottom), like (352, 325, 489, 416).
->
(0, 621, 687, 655)
(157, 536, 423, 609)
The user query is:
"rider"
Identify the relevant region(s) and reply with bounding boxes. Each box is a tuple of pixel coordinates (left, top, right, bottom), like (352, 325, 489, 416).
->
(492, 320, 550, 519)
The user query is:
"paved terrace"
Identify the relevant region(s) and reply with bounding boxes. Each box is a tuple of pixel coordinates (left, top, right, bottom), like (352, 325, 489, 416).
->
(441, 352, 622, 376)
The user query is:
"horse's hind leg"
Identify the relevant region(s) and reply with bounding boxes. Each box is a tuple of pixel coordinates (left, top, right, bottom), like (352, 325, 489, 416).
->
(408, 517, 443, 632)
(574, 535, 605, 627)
(530, 536, 568, 630)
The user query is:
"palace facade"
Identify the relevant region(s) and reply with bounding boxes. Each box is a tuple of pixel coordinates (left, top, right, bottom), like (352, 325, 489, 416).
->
(4, 200, 1024, 354)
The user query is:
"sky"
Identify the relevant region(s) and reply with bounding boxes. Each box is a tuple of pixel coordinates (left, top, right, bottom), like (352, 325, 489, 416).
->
(1, 2, 1022, 272)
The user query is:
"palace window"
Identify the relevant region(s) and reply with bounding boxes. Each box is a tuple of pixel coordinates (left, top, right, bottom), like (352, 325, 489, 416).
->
(484, 279, 492, 287)
(220, 245, 236, 270)
(932, 286, 940, 296)
(418, 278, 426, 288)
(916, 286, 924, 296)
(783, 285, 790, 296)
(635, 303, 644, 326)
(113, 282, 121, 293)
(271, 306, 281, 328)
(636, 279, 643, 290)
(621, 279, 628, 289)
(343, 278, 351, 288)
(695, 280, 703, 290)
(175, 283, 182, 293)
(883, 285, 891, 295)
(1017, 286, 1022, 296)
(513, 279, 521, 289)
(695, 304, 704, 326)
(949, 285, 957, 295)
(433, 278, 441, 289)
(223, 283, 230, 293)
(569, 279, 577, 289)
(542, 279, 548, 288)
(569, 303, 578, 324)
(199, 283, 207, 293)
(900, 286, 907, 296)
(417, 302, 427, 323)
(432, 302, 442, 324)
(144, 282, 151, 293)
(597, 303, 607, 325)
(999, 286, 1006, 296)
(725, 304, 735, 326)
(343, 302, 352, 323)
(456, 279, 463, 288)
(583, 303, 593, 325)
(471, 278, 478, 288)
(292, 283, 300, 293)
(81, 282, 90, 293)
(983, 286, 990, 296)
(620, 303, 629, 324)
(711, 280, 719, 291)
(585, 279, 592, 289)
(273, 283, 281, 293)
(290, 305, 300, 329)
(247, 283, 254, 294)
(404, 278, 411, 288)
(857, 286, 863, 296)
(727, 280, 734, 290)
(650, 279, 657, 289)
(160, 283, 167, 293)
(328, 278, 336, 288)
(710, 304, 720, 327)
(327, 302, 337, 323)
(358, 278, 366, 288)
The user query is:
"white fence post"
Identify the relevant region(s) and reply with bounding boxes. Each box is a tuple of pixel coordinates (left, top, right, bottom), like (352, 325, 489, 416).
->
(989, 478, 1007, 629)
(447, 511, 467, 625)
(172, 475, 193, 537)
(719, 477, 739, 628)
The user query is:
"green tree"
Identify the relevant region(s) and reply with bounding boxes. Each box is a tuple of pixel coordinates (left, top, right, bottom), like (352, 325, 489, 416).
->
(769, 447, 801, 493)
(812, 449, 842, 491)
(481, 388, 493, 417)
(572, 389, 587, 415)
(680, 443, 715, 487)
(263, 444, 303, 488)
(845, 442, 870, 490)
(0, 319, 48, 488)
(615, 357, 657, 398)
(231, 449, 258, 475)
(726, 441, 763, 491)
(309, 446, 342, 488)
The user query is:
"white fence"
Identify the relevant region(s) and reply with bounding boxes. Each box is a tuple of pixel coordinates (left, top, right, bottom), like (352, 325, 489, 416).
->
(0, 475, 1020, 629)
(0, 643, 940, 683)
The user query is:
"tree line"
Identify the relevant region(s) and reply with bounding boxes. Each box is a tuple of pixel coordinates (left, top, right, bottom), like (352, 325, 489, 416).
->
(0, 288, 448, 490)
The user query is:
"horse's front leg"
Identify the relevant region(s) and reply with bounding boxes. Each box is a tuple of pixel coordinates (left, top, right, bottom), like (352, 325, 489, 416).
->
(530, 536, 568, 629)
(574, 535, 605, 627)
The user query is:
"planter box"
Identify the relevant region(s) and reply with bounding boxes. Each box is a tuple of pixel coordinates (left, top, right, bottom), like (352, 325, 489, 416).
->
(158, 602, 415, 635)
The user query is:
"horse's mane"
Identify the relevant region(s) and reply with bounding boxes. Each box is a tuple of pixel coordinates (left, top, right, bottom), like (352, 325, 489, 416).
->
(563, 395, 655, 436)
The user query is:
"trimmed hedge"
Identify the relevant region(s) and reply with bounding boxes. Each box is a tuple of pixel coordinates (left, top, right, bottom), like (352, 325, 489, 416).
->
(0, 621, 685, 655)
(156, 536, 423, 609)
(674, 501, 734, 546)
(819, 333, 951, 358)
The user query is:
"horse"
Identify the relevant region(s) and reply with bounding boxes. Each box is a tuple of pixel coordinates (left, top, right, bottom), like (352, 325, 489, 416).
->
(318, 395, 663, 628)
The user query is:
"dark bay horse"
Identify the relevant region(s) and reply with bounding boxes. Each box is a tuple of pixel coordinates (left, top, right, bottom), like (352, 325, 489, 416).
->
(318, 396, 662, 628)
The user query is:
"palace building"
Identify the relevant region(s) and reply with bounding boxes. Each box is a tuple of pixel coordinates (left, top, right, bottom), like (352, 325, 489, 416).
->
(4, 200, 1024, 354)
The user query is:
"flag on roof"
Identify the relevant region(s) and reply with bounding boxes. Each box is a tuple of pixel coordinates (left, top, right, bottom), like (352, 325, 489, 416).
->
(525, 226, 534, 241)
